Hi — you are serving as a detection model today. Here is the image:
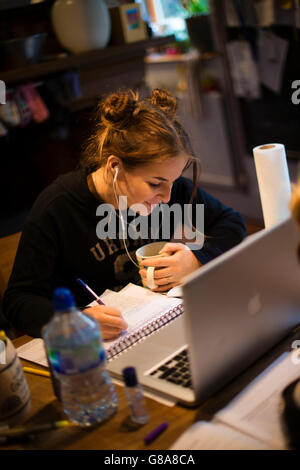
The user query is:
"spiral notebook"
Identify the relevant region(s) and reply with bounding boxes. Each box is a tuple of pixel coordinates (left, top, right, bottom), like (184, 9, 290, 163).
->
(16, 283, 183, 366)
(91, 283, 183, 360)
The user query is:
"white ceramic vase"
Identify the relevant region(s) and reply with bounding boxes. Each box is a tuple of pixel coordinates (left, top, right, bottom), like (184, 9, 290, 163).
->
(51, 0, 111, 54)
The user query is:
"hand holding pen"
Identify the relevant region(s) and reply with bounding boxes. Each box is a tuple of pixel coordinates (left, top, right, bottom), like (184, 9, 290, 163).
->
(77, 278, 128, 340)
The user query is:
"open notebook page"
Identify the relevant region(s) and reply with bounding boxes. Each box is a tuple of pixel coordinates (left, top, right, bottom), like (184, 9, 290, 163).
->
(100, 283, 182, 351)
(17, 284, 181, 365)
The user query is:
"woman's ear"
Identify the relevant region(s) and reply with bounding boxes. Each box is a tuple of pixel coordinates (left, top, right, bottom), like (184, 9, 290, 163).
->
(106, 155, 122, 179)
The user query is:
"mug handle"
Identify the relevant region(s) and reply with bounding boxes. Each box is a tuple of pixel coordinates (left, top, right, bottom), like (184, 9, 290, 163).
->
(146, 266, 156, 289)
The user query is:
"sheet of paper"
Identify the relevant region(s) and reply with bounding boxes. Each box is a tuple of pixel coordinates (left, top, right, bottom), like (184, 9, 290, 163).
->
(216, 352, 300, 449)
(17, 338, 47, 367)
(258, 30, 289, 93)
(166, 286, 183, 298)
(118, 283, 151, 297)
(226, 41, 261, 99)
(122, 282, 183, 298)
(170, 421, 273, 450)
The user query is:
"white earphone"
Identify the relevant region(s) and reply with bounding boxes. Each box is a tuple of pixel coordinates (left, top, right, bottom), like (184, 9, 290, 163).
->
(112, 164, 140, 268)
(113, 166, 119, 184)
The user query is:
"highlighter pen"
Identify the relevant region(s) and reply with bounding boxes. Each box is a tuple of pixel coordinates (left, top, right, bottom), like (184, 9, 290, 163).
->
(23, 366, 51, 378)
(144, 422, 169, 445)
(77, 278, 105, 305)
(0, 420, 75, 443)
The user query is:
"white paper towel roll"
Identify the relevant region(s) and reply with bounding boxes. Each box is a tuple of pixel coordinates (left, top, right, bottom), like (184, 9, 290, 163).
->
(253, 143, 291, 228)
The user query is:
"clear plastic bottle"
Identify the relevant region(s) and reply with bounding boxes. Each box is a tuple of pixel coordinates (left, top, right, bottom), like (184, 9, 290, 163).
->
(43, 287, 118, 426)
(122, 366, 149, 425)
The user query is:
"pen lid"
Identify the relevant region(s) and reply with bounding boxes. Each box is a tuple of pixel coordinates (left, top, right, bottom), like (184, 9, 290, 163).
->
(122, 366, 138, 387)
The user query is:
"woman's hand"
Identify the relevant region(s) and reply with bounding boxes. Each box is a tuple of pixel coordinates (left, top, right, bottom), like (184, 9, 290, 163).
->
(83, 305, 128, 340)
(139, 243, 201, 293)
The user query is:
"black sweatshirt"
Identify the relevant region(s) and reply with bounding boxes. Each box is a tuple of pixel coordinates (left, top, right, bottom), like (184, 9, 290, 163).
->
(3, 170, 246, 337)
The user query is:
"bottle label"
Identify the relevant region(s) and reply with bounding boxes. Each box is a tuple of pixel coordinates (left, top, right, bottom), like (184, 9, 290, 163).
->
(47, 337, 106, 374)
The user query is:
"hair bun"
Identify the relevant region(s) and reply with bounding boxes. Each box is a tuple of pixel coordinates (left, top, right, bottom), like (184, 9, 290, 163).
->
(150, 88, 178, 119)
(101, 90, 137, 129)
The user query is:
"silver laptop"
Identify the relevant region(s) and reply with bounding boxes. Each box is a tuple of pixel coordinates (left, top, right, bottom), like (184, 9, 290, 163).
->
(107, 217, 300, 405)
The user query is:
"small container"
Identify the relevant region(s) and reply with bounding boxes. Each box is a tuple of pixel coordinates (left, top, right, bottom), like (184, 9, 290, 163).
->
(122, 366, 149, 425)
(0, 331, 31, 426)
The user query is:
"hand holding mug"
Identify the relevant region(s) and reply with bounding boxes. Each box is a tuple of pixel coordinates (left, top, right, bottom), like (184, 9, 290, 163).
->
(139, 242, 201, 292)
(136, 242, 168, 290)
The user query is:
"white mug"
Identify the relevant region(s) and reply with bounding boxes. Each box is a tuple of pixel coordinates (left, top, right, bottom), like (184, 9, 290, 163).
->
(136, 242, 167, 289)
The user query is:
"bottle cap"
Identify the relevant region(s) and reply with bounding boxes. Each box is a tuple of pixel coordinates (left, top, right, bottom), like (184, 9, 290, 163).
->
(122, 366, 138, 387)
(53, 287, 75, 311)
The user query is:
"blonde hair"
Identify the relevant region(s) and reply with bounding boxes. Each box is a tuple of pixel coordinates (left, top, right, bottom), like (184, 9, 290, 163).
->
(80, 88, 200, 202)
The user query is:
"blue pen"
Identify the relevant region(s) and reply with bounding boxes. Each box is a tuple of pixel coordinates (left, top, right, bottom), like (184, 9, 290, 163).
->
(76, 278, 105, 305)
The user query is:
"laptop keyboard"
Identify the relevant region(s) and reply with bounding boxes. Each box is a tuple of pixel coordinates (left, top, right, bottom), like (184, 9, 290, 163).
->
(148, 348, 192, 388)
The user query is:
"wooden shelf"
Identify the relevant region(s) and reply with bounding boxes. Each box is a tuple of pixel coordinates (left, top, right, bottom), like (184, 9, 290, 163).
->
(0, 35, 175, 86)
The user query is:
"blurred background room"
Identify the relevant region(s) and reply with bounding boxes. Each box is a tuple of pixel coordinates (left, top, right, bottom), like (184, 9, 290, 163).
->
(0, 0, 300, 299)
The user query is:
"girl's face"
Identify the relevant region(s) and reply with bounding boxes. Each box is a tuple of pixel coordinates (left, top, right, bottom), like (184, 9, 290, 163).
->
(118, 154, 188, 215)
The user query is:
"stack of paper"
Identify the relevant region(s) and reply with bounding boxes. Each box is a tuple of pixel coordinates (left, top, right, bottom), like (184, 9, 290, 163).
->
(171, 352, 300, 450)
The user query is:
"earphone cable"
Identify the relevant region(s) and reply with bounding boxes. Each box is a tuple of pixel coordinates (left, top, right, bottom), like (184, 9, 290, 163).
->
(113, 176, 140, 268)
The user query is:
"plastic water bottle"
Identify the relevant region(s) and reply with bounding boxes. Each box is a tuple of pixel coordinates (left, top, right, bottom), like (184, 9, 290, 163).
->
(42, 287, 118, 426)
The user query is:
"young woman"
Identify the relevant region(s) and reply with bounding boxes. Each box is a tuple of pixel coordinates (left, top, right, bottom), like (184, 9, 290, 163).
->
(3, 89, 246, 339)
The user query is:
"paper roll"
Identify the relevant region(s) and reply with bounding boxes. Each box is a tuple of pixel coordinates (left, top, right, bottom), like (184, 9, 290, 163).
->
(253, 143, 291, 228)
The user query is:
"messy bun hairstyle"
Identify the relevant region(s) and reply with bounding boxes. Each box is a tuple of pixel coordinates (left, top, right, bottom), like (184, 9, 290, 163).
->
(100, 89, 139, 130)
(149, 88, 178, 120)
(81, 88, 199, 201)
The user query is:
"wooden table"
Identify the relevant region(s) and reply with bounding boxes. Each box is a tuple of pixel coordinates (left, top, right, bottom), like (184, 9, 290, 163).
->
(2, 330, 300, 451)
